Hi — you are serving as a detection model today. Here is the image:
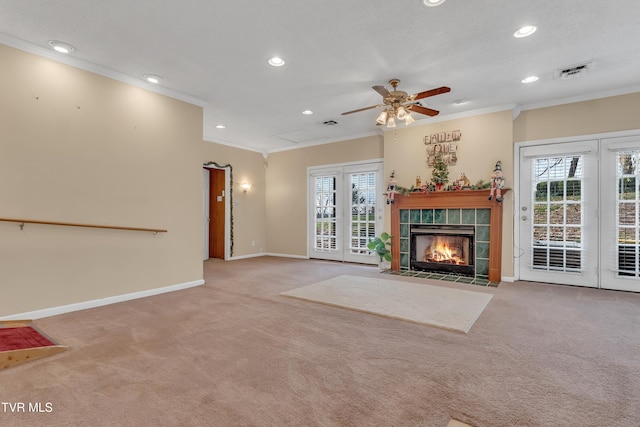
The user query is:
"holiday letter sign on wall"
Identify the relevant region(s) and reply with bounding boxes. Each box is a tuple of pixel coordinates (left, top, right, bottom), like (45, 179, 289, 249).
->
(424, 130, 461, 166)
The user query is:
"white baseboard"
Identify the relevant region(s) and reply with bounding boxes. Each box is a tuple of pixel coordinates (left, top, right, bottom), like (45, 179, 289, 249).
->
(226, 253, 310, 261)
(501, 276, 516, 283)
(0, 279, 205, 321)
(227, 253, 266, 260)
(265, 253, 309, 259)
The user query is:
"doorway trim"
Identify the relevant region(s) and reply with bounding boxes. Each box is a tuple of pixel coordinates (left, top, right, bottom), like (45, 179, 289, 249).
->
(306, 158, 384, 262)
(513, 128, 640, 283)
(203, 162, 232, 260)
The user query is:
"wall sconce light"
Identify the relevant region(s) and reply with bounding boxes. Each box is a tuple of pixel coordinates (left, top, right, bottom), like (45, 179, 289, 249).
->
(241, 182, 251, 193)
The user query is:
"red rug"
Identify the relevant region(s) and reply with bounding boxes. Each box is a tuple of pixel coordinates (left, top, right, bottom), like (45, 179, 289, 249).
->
(0, 326, 56, 352)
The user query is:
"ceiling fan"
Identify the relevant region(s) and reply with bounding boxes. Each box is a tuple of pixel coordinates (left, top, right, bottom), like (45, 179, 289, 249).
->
(341, 79, 451, 127)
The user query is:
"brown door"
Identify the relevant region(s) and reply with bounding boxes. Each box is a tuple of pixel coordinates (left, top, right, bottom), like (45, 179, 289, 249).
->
(209, 168, 225, 259)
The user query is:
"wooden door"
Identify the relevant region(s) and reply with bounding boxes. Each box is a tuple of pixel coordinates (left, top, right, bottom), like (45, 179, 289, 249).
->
(209, 168, 225, 259)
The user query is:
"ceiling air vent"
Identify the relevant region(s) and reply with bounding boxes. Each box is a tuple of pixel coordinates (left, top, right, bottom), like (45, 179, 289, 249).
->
(323, 120, 338, 126)
(555, 62, 592, 80)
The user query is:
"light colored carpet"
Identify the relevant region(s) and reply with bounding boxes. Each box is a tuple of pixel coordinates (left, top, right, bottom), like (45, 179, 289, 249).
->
(280, 274, 493, 333)
(4, 258, 640, 426)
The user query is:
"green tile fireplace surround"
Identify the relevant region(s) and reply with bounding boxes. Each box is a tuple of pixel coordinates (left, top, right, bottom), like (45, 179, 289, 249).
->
(390, 189, 507, 283)
(398, 207, 491, 279)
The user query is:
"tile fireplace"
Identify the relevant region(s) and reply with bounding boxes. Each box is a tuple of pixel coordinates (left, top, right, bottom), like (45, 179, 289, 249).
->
(390, 189, 508, 282)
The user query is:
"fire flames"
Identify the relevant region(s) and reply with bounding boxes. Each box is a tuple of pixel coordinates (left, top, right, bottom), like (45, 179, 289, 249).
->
(423, 237, 465, 265)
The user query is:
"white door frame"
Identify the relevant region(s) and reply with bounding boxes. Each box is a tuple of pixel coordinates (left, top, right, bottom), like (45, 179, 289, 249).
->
(203, 164, 231, 260)
(307, 159, 383, 263)
(516, 139, 599, 287)
(514, 129, 640, 289)
(203, 169, 210, 260)
(600, 134, 640, 291)
(343, 162, 384, 264)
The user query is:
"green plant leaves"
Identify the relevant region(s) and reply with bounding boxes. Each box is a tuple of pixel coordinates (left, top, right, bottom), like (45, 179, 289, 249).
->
(368, 232, 393, 261)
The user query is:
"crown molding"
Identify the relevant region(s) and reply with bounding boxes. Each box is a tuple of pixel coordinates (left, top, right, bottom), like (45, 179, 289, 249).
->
(521, 85, 640, 111)
(0, 33, 207, 107)
(203, 137, 266, 154)
(266, 130, 382, 154)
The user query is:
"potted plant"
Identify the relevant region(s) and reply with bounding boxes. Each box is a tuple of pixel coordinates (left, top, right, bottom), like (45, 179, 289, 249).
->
(368, 232, 392, 271)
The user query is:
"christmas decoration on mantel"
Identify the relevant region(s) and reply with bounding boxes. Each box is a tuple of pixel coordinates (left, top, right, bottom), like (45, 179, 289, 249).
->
(384, 171, 398, 204)
(386, 169, 490, 198)
(431, 156, 449, 190)
(488, 160, 505, 202)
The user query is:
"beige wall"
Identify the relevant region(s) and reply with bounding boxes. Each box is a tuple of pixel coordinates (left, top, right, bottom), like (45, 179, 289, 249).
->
(514, 92, 640, 142)
(5, 41, 639, 317)
(0, 45, 204, 316)
(202, 142, 267, 257)
(265, 136, 384, 256)
(383, 110, 515, 277)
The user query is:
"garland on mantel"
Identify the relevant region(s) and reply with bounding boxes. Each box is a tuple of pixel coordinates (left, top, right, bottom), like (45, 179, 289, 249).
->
(203, 161, 233, 257)
(395, 179, 490, 195)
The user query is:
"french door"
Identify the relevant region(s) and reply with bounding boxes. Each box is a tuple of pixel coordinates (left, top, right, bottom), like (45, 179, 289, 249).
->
(600, 135, 640, 291)
(308, 161, 383, 264)
(519, 140, 599, 287)
(518, 133, 640, 292)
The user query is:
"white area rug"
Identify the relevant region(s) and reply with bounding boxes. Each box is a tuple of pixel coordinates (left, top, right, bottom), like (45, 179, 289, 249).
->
(280, 275, 493, 333)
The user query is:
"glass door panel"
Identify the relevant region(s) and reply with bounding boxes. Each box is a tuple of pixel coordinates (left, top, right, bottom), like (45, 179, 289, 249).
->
(308, 162, 382, 264)
(309, 173, 342, 261)
(601, 136, 640, 291)
(519, 140, 598, 287)
(344, 170, 380, 263)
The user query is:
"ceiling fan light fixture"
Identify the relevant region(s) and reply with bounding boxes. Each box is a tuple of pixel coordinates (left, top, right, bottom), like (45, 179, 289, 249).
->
(396, 106, 407, 120)
(423, 0, 446, 6)
(376, 110, 388, 125)
(405, 113, 415, 125)
(386, 116, 396, 128)
(342, 79, 448, 128)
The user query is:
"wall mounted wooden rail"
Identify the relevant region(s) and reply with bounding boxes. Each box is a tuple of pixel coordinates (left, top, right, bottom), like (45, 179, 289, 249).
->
(0, 218, 167, 234)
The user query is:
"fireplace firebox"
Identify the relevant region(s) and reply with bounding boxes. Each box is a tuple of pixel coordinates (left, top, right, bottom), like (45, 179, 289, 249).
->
(410, 225, 475, 276)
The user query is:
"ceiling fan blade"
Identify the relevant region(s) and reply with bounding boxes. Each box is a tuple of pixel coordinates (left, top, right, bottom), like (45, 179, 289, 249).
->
(372, 85, 391, 98)
(407, 104, 440, 117)
(411, 86, 451, 101)
(341, 104, 383, 115)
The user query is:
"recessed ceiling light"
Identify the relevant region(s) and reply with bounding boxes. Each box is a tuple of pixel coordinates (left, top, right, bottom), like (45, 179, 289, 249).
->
(454, 98, 470, 105)
(48, 40, 75, 54)
(268, 57, 285, 67)
(514, 25, 537, 38)
(423, 0, 446, 6)
(522, 76, 539, 84)
(215, 125, 226, 129)
(302, 110, 313, 115)
(144, 74, 163, 84)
